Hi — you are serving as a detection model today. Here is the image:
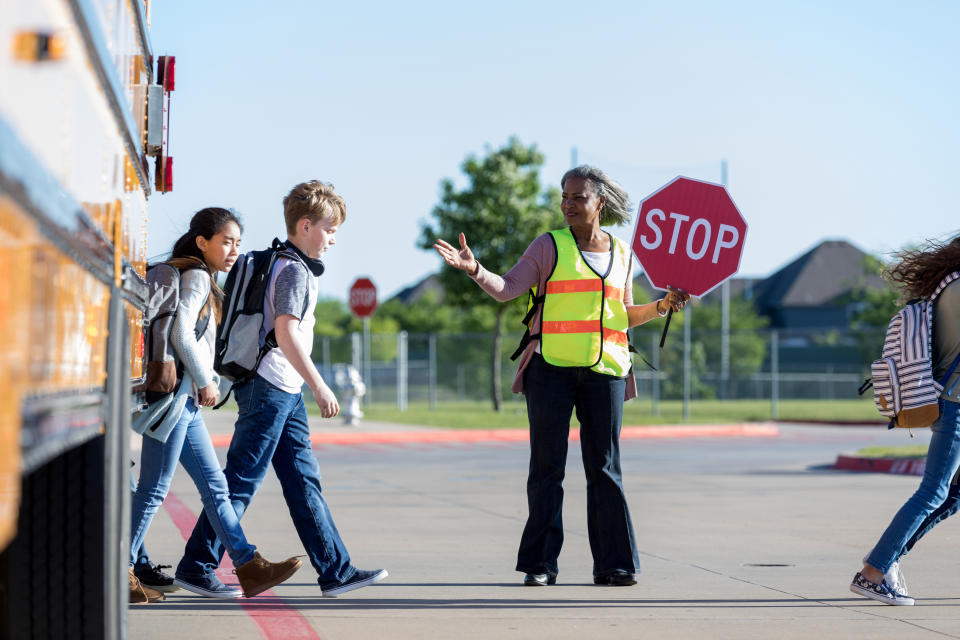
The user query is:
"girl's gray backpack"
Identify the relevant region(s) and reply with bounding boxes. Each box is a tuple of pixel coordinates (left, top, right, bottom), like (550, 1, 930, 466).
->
(133, 262, 209, 403)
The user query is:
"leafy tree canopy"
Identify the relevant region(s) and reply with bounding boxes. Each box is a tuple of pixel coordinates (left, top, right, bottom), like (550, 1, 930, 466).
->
(418, 136, 564, 308)
(417, 136, 564, 410)
(846, 254, 899, 329)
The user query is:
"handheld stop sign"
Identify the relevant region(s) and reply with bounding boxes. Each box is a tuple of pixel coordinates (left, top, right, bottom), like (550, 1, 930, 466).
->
(631, 176, 747, 346)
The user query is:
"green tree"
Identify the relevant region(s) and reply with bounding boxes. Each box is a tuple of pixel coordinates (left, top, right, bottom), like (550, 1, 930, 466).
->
(376, 290, 528, 400)
(312, 297, 400, 363)
(313, 298, 354, 336)
(418, 137, 563, 410)
(847, 254, 899, 328)
(312, 297, 400, 337)
(691, 297, 769, 378)
(629, 288, 769, 400)
(375, 291, 461, 334)
(843, 254, 899, 367)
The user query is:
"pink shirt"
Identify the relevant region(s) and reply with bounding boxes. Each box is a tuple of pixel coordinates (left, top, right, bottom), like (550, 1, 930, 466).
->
(469, 233, 640, 401)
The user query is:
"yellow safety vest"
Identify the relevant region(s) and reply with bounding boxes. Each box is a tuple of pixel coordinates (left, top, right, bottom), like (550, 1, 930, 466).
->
(515, 228, 632, 377)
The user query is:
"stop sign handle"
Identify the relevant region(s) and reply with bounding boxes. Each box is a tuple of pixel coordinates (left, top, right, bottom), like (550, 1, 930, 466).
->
(659, 308, 673, 349)
(657, 287, 686, 349)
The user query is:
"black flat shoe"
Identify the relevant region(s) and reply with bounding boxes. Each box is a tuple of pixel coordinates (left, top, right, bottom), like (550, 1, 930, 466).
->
(593, 570, 637, 586)
(523, 572, 557, 586)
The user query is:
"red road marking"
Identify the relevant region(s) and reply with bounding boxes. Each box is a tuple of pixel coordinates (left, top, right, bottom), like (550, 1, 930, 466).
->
(208, 422, 780, 449)
(162, 492, 321, 640)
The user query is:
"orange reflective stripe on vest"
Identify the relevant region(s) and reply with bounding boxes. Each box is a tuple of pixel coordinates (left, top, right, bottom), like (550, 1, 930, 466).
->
(541, 321, 627, 344)
(545, 279, 623, 300)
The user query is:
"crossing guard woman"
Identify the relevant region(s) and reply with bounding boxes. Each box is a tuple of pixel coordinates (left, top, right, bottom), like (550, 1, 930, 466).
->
(434, 165, 689, 587)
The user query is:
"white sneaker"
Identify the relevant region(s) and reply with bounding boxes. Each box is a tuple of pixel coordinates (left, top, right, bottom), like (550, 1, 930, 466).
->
(850, 572, 914, 606)
(885, 561, 908, 596)
(862, 556, 909, 596)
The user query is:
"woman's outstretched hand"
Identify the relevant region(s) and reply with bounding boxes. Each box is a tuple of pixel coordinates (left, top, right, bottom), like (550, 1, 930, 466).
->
(433, 233, 478, 275)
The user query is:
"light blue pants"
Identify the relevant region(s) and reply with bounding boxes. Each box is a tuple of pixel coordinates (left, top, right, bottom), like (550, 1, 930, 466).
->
(867, 399, 960, 573)
(130, 398, 256, 568)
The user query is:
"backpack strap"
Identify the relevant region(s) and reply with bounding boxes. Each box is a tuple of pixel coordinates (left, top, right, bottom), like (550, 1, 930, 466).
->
(931, 271, 960, 391)
(930, 271, 960, 303)
(194, 312, 211, 342)
(939, 352, 960, 388)
(175, 262, 214, 340)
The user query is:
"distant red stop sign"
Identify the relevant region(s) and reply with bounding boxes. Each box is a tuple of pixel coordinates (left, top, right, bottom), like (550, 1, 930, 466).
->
(349, 277, 377, 317)
(631, 176, 747, 298)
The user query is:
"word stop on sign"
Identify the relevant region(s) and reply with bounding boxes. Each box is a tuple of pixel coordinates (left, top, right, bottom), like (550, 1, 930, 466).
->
(351, 288, 376, 307)
(638, 210, 740, 264)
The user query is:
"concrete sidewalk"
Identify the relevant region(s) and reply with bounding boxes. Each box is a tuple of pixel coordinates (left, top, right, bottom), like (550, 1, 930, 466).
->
(126, 422, 960, 639)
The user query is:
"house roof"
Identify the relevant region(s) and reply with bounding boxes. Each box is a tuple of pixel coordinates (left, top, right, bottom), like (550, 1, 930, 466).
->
(390, 272, 445, 304)
(753, 239, 884, 309)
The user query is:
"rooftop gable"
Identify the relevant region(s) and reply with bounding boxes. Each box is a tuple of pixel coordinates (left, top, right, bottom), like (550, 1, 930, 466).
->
(754, 239, 884, 309)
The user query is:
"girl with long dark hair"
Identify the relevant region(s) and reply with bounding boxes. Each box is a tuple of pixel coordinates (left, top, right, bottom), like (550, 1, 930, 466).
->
(129, 207, 302, 603)
(851, 236, 960, 606)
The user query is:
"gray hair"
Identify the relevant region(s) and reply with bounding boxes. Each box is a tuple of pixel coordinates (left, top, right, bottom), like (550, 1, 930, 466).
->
(560, 165, 631, 226)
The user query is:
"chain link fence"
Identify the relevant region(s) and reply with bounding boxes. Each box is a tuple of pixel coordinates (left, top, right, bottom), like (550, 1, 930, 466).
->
(314, 324, 887, 414)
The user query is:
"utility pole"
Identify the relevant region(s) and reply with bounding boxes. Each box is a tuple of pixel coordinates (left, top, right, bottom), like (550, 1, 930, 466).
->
(683, 302, 692, 421)
(720, 158, 730, 400)
(571, 146, 578, 168)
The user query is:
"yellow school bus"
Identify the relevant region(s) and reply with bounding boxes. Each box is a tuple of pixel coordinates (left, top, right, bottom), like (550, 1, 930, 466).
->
(0, 0, 169, 636)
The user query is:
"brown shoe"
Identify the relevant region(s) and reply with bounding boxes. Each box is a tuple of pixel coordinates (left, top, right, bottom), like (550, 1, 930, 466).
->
(234, 552, 303, 598)
(129, 566, 165, 603)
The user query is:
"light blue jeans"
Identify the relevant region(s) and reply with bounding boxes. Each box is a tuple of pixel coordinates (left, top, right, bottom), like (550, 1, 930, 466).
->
(130, 398, 256, 568)
(866, 399, 960, 573)
(130, 472, 151, 569)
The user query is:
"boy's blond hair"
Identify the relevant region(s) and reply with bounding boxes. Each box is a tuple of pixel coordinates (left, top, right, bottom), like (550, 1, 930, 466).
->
(283, 180, 347, 235)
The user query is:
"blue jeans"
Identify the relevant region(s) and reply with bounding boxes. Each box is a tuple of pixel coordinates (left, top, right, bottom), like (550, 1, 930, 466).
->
(867, 399, 960, 573)
(130, 472, 151, 568)
(516, 355, 640, 577)
(176, 375, 354, 588)
(902, 466, 960, 556)
(130, 398, 256, 568)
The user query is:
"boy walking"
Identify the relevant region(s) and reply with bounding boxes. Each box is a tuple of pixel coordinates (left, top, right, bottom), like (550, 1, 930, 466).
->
(175, 181, 387, 597)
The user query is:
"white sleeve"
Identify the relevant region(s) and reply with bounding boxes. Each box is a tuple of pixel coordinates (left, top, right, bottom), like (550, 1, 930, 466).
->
(170, 270, 214, 388)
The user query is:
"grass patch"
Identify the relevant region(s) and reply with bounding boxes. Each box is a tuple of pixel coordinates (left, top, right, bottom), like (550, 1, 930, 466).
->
(319, 398, 884, 429)
(854, 445, 929, 459)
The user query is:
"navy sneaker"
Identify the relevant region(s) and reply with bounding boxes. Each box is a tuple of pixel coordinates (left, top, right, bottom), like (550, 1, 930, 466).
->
(174, 572, 243, 599)
(134, 562, 179, 593)
(321, 568, 388, 597)
(849, 571, 914, 606)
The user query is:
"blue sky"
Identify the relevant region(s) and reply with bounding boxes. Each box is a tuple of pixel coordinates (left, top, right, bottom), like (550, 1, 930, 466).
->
(147, 0, 960, 302)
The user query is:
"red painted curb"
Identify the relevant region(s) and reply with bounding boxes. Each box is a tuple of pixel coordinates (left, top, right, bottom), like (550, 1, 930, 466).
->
(833, 454, 926, 476)
(208, 423, 780, 449)
(778, 419, 887, 427)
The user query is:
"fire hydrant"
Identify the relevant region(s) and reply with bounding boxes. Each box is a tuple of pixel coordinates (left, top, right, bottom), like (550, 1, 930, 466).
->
(335, 365, 366, 426)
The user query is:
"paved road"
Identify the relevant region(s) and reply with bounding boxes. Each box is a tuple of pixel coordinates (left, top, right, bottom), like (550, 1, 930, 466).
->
(128, 420, 960, 639)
